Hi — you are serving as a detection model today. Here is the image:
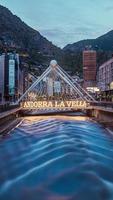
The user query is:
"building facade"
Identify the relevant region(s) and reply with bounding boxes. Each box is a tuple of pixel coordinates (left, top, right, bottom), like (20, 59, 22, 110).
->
(83, 50, 97, 89)
(98, 57, 113, 92)
(0, 53, 25, 104)
(0, 54, 5, 103)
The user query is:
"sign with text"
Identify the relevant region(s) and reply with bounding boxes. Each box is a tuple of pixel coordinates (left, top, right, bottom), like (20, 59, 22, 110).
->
(21, 101, 87, 109)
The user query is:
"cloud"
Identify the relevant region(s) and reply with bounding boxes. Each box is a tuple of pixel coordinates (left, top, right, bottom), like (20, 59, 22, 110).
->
(39, 25, 104, 47)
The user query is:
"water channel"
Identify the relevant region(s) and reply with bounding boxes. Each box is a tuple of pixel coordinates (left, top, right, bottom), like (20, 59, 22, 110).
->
(0, 115, 113, 200)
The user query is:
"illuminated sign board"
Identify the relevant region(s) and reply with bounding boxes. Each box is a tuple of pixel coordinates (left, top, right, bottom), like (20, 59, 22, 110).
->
(21, 101, 87, 109)
(9, 59, 15, 95)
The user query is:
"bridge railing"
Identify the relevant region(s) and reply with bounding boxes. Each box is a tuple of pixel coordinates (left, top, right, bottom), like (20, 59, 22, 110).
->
(89, 101, 113, 109)
(0, 103, 20, 113)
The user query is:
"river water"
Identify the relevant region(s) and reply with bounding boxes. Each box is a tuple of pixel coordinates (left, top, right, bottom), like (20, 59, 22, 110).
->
(0, 115, 113, 200)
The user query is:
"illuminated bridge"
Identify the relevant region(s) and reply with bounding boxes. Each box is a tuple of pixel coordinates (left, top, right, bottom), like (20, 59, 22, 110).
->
(18, 60, 96, 113)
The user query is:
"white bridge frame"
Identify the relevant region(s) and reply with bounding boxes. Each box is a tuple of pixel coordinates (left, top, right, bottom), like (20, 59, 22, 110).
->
(18, 61, 95, 109)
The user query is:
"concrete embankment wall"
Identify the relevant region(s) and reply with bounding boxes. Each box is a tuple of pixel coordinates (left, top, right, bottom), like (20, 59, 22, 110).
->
(87, 109, 113, 123)
(0, 109, 21, 135)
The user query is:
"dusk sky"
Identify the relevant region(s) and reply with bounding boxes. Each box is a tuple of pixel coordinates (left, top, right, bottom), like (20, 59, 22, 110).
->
(1, 0, 113, 47)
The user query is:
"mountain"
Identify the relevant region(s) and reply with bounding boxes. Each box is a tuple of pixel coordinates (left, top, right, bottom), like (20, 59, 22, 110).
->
(0, 5, 62, 60)
(0, 4, 113, 77)
(63, 30, 113, 52)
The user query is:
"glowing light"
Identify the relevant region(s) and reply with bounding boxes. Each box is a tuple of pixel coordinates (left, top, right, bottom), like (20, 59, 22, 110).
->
(50, 60, 57, 68)
(21, 101, 87, 109)
(86, 87, 100, 92)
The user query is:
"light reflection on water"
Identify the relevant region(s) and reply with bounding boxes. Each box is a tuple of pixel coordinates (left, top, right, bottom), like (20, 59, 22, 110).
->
(0, 115, 113, 200)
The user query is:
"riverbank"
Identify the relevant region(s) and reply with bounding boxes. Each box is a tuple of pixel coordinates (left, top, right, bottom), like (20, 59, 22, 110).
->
(0, 118, 22, 135)
(91, 117, 113, 135)
(0, 107, 22, 135)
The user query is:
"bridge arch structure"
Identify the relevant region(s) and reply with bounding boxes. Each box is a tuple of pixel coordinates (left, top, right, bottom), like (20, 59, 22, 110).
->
(18, 60, 96, 111)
